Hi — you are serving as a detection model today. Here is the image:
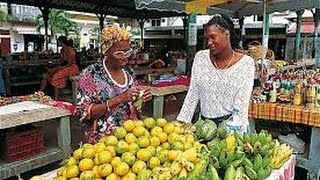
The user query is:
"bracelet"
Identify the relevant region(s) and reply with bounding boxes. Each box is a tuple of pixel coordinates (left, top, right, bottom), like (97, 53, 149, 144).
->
(105, 100, 111, 112)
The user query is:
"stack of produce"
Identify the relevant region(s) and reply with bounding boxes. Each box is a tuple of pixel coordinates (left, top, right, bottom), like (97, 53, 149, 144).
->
(49, 117, 293, 180)
(194, 119, 293, 180)
(53, 118, 208, 180)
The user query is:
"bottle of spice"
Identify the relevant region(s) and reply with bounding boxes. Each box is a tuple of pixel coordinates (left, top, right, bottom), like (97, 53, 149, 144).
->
(293, 81, 302, 106)
(269, 83, 277, 103)
(306, 79, 316, 107)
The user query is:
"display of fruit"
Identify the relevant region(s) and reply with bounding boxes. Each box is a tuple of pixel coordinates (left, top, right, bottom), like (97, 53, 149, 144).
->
(198, 128, 292, 180)
(53, 117, 207, 180)
(47, 116, 293, 180)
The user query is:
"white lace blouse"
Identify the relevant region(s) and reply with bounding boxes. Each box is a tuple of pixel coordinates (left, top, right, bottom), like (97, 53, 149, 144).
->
(177, 49, 255, 126)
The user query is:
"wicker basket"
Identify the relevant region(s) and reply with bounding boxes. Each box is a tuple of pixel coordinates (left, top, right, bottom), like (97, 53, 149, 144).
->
(248, 41, 275, 61)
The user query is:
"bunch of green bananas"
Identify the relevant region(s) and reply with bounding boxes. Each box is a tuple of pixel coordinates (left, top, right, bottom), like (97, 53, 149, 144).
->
(203, 130, 279, 180)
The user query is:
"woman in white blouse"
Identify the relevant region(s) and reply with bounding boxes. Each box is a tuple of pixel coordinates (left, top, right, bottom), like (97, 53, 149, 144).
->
(177, 14, 255, 132)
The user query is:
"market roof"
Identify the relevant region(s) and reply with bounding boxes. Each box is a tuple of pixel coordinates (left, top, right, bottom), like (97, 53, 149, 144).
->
(136, 0, 319, 17)
(0, 0, 186, 19)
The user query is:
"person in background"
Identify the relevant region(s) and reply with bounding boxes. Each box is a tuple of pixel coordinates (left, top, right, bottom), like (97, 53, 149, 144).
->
(39, 36, 79, 99)
(177, 14, 255, 132)
(87, 44, 95, 58)
(76, 26, 152, 143)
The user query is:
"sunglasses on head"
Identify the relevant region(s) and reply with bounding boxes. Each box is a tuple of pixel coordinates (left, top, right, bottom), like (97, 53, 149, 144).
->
(112, 49, 133, 58)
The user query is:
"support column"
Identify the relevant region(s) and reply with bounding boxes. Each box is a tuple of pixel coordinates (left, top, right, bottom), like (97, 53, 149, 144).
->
(294, 10, 304, 62)
(239, 17, 245, 48)
(96, 13, 106, 52)
(261, 0, 270, 82)
(39, 7, 51, 50)
(137, 19, 146, 49)
(313, 8, 320, 67)
(186, 13, 197, 75)
(96, 13, 106, 32)
(183, 15, 188, 50)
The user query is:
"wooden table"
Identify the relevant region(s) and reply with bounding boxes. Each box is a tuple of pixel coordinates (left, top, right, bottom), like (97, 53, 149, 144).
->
(0, 101, 71, 179)
(140, 85, 189, 119)
(2, 59, 61, 96)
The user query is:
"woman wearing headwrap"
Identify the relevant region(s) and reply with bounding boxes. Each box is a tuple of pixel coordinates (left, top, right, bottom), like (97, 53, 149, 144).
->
(76, 26, 152, 143)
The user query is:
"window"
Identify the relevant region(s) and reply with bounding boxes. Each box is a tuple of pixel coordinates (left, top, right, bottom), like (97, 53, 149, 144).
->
(156, 20, 161, 26)
(151, 20, 156, 26)
(161, 19, 165, 23)
(257, 15, 263, 21)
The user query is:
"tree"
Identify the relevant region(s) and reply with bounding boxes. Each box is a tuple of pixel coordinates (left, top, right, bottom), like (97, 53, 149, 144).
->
(36, 9, 77, 36)
(36, 9, 78, 51)
(0, 8, 7, 24)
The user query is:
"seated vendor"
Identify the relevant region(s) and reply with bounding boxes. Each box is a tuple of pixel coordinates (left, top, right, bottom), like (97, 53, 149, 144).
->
(76, 26, 152, 143)
(39, 36, 79, 99)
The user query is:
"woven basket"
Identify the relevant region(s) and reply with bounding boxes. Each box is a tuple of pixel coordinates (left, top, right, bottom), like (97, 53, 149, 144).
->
(248, 41, 275, 61)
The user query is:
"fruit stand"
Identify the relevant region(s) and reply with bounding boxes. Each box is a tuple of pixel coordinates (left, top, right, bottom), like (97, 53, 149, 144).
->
(0, 94, 73, 179)
(248, 65, 320, 179)
(248, 103, 320, 179)
(34, 117, 295, 180)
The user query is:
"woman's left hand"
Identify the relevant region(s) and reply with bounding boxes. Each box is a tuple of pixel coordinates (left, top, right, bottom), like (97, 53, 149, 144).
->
(142, 89, 152, 102)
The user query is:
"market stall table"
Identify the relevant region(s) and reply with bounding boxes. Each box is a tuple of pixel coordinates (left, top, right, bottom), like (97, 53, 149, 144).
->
(140, 85, 189, 119)
(249, 102, 320, 179)
(0, 101, 71, 179)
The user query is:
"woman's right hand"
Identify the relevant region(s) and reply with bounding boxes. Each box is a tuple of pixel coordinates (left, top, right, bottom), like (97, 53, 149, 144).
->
(117, 89, 140, 103)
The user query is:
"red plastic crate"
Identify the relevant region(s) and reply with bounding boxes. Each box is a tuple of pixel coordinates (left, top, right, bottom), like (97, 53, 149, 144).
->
(0, 126, 45, 162)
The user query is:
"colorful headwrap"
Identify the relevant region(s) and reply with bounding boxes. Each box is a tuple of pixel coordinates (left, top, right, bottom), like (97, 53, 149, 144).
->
(101, 26, 131, 54)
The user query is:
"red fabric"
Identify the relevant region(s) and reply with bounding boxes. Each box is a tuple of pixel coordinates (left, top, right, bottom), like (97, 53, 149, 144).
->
(51, 101, 76, 115)
(49, 64, 79, 89)
(153, 76, 190, 87)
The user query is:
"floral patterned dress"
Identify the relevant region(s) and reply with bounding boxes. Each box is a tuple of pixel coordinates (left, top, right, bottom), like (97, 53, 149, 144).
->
(76, 62, 138, 143)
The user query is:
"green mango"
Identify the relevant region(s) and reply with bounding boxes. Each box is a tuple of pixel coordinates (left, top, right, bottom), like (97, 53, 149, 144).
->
(253, 154, 263, 172)
(262, 156, 270, 168)
(245, 165, 258, 180)
(217, 125, 228, 139)
(224, 165, 236, 180)
(243, 157, 254, 169)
